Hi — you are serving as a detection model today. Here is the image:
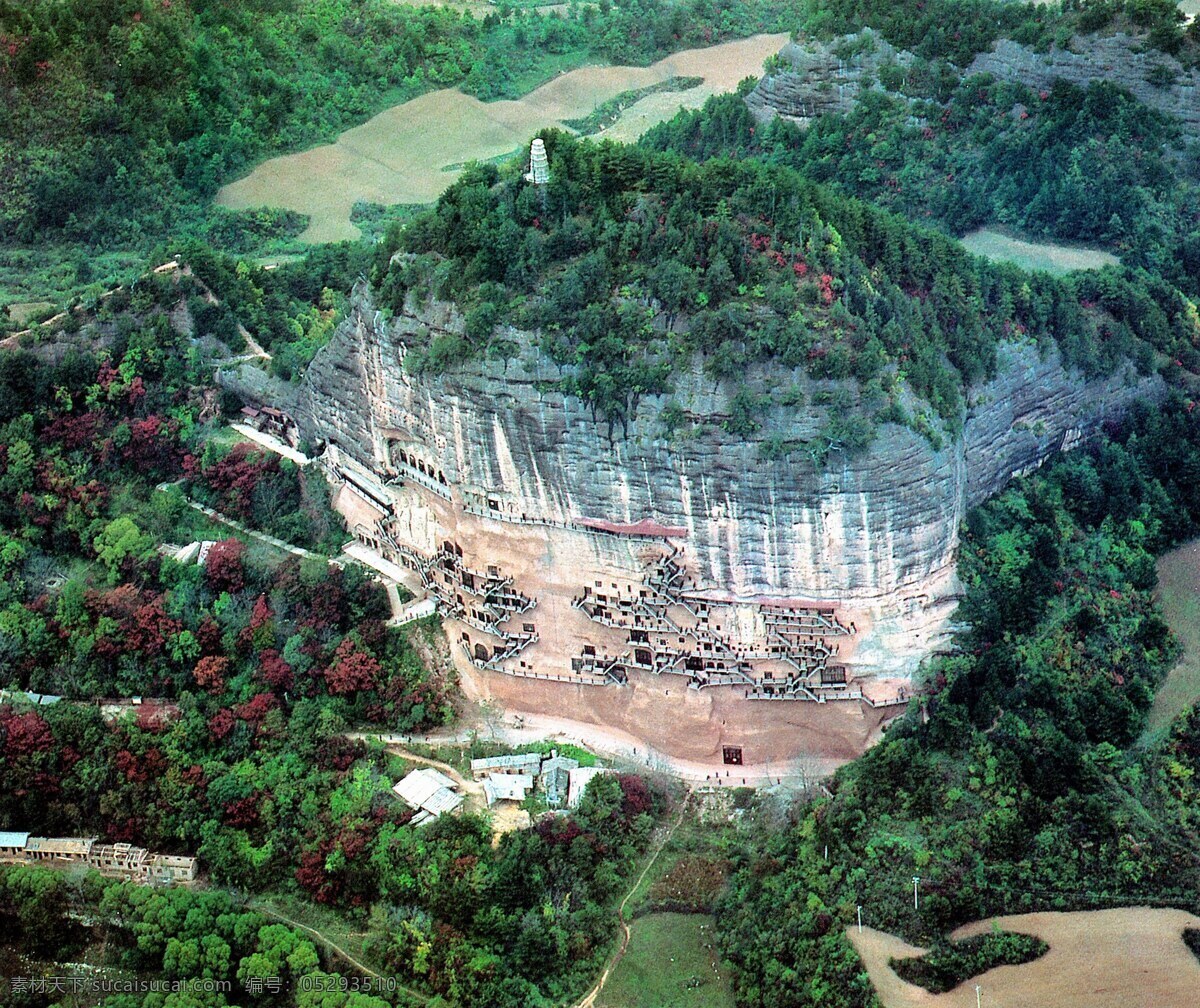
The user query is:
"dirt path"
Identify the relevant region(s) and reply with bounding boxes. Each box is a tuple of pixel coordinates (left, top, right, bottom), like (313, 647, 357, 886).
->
(570, 789, 692, 1008)
(346, 732, 488, 812)
(250, 901, 385, 979)
(394, 711, 842, 787)
(250, 900, 432, 1003)
(156, 482, 330, 563)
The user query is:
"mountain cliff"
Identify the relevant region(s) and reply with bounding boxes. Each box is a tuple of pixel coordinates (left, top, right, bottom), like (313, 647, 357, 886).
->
(747, 28, 1200, 137)
(282, 135, 1174, 760)
(296, 280, 1160, 680)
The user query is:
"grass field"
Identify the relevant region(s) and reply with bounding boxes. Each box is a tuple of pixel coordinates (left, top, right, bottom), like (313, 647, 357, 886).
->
(4, 301, 54, 324)
(621, 791, 736, 914)
(597, 913, 735, 1008)
(849, 908, 1200, 1008)
(959, 228, 1119, 275)
(1144, 538, 1200, 738)
(215, 34, 787, 243)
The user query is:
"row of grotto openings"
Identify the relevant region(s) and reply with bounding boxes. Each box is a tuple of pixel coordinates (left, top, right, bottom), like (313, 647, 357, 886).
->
(394, 530, 860, 702)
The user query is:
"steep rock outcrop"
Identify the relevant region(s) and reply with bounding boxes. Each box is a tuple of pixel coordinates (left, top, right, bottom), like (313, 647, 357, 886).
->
(968, 34, 1200, 135)
(748, 30, 1200, 138)
(297, 285, 1161, 682)
(745, 29, 913, 123)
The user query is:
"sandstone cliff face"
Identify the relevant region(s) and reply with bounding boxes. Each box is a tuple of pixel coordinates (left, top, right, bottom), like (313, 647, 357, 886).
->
(297, 286, 1161, 678)
(748, 30, 1200, 137)
(745, 30, 912, 123)
(968, 34, 1200, 136)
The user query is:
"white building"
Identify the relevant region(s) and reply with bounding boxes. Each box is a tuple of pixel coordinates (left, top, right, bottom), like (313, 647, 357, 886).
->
(483, 773, 536, 806)
(391, 767, 464, 826)
(567, 766, 615, 808)
(469, 753, 543, 780)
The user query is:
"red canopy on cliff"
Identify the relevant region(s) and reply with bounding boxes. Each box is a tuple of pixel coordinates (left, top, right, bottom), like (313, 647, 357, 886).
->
(574, 516, 688, 538)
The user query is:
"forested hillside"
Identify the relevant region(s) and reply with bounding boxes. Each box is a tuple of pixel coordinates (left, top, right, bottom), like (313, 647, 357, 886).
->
(374, 133, 1193, 438)
(6, 1, 1200, 1006)
(798, 0, 1199, 66)
(643, 73, 1200, 297)
(713, 392, 1200, 1007)
(0, 0, 803, 307)
(0, 278, 675, 1008)
(612, 7, 1200, 1002)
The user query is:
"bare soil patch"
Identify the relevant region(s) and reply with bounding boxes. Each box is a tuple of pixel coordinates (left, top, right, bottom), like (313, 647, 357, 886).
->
(487, 802, 531, 840)
(849, 907, 1200, 1008)
(215, 34, 787, 242)
(1146, 537, 1200, 736)
(457, 652, 889, 776)
(647, 855, 730, 912)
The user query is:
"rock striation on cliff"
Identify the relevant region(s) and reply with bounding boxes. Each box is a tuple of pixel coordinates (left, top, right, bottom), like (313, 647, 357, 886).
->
(295, 285, 1160, 707)
(748, 29, 907, 123)
(747, 29, 1200, 138)
(745, 30, 913, 123)
(968, 34, 1200, 136)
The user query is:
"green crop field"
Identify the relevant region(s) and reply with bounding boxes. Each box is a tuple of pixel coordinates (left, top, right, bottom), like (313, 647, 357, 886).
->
(959, 228, 1119, 276)
(598, 913, 735, 1008)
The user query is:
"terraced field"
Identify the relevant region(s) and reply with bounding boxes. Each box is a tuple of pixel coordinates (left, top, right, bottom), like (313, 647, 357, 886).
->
(215, 34, 787, 242)
(1145, 538, 1200, 737)
(849, 908, 1200, 1008)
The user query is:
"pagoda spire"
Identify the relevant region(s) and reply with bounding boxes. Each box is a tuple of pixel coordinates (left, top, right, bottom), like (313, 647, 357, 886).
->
(524, 138, 549, 185)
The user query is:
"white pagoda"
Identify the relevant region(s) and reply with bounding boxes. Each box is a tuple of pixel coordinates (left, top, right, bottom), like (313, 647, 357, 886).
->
(524, 138, 549, 185)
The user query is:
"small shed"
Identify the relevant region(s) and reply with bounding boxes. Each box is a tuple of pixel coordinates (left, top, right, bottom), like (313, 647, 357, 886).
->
(392, 768, 464, 824)
(482, 773, 535, 806)
(540, 755, 580, 806)
(0, 831, 30, 858)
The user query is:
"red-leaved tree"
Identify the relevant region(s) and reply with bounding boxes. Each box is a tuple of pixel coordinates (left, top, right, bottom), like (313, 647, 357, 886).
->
(204, 538, 245, 594)
(324, 638, 381, 695)
(193, 655, 229, 694)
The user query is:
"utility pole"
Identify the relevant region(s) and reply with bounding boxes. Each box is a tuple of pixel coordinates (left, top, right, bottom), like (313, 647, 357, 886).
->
(857, 906, 863, 933)
(975, 984, 982, 1008)
(912, 876, 920, 910)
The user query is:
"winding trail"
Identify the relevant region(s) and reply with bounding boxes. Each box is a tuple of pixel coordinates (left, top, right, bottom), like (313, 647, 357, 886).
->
(248, 900, 431, 1004)
(570, 787, 693, 1008)
(155, 481, 329, 563)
